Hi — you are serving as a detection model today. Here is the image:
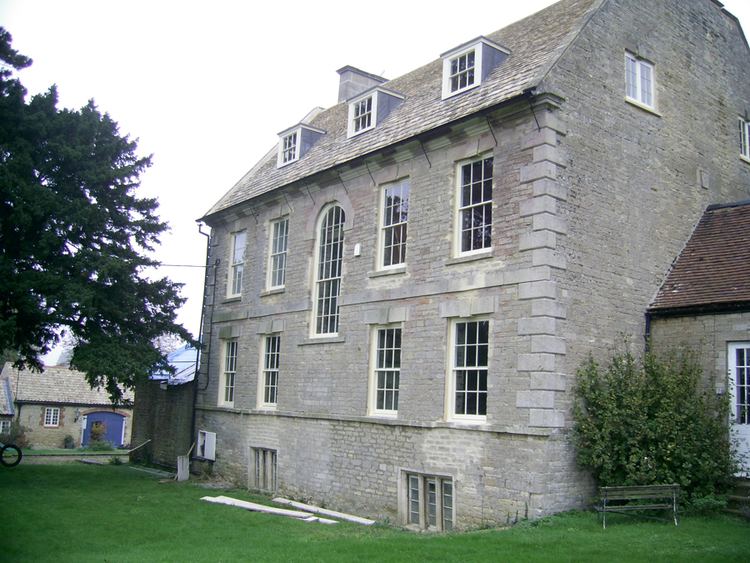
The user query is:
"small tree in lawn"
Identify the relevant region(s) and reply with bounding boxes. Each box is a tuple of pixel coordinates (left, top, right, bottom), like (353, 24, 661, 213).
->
(572, 347, 736, 505)
(0, 28, 193, 401)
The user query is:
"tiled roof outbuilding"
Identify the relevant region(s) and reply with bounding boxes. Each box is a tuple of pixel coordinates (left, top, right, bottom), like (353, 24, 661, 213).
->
(650, 200, 750, 313)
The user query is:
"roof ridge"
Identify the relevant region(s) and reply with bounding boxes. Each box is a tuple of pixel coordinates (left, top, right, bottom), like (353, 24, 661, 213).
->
(706, 198, 750, 211)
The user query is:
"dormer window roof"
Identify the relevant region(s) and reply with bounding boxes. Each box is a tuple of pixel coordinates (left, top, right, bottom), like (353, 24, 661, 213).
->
(346, 86, 404, 139)
(441, 37, 510, 99)
(276, 123, 326, 168)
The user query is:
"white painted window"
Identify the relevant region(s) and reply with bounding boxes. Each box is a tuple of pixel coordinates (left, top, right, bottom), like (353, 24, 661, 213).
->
(267, 218, 289, 290)
(351, 95, 373, 135)
(457, 156, 493, 255)
(405, 472, 454, 531)
(44, 407, 60, 427)
(280, 130, 298, 165)
(441, 38, 508, 100)
(379, 179, 410, 269)
(220, 339, 237, 407)
(0, 419, 11, 434)
(448, 49, 476, 95)
(252, 447, 277, 492)
(449, 319, 489, 420)
(739, 117, 750, 160)
(313, 205, 345, 336)
(261, 335, 280, 407)
(730, 343, 750, 425)
(369, 326, 401, 415)
(625, 53, 654, 109)
(197, 430, 216, 461)
(228, 230, 246, 298)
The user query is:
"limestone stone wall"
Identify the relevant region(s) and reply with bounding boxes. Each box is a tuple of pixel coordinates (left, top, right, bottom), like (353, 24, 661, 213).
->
(195, 0, 750, 529)
(650, 312, 750, 393)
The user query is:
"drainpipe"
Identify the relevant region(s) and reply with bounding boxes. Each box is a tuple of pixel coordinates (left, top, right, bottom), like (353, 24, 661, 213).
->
(644, 310, 652, 354)
(191, 222, 218, 460)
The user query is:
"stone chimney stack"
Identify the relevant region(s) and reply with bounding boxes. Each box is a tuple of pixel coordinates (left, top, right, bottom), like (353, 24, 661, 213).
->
(336, 66, 387, 102)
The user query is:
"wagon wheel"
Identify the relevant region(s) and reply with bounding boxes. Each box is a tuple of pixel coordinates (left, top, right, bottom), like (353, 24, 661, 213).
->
(0, 444, 22, 467)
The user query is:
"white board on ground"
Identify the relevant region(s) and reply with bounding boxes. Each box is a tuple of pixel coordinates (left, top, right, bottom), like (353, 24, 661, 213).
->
(272, 497, 376, 525)
(200, 495, 338, 524)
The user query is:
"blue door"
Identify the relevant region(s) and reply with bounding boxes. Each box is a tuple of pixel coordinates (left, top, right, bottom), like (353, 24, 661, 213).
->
(82, 412, 125, 447)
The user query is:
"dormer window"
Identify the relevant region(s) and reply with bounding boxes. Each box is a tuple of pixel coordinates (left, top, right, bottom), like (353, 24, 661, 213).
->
(347, 87, 404, 139)
(441, 37, 509, 100)
(352, 96, 373, 134)
(448, 49, 476, 94)
(281, 131, 298, 164)
(276, 124, 326, 168)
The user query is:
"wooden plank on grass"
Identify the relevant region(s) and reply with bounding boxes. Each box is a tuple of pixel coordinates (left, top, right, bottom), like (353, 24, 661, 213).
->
(201, 496, 338, 524)
(272, 497, 375, 525)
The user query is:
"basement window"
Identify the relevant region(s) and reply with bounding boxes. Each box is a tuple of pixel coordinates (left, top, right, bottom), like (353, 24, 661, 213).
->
(403, 471, 454, 531)
(251, 447, 277, 492)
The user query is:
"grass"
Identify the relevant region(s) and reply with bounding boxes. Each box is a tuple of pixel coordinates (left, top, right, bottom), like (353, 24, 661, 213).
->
(1, 464, 748, 562)
(22, 448, 123, 456)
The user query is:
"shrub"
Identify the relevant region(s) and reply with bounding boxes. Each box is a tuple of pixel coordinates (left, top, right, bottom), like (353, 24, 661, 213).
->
(572, 349, 736, 504)
(2, 420, 30, 449)
(63, 435, 76, 449)
(86, 440, 114, 451)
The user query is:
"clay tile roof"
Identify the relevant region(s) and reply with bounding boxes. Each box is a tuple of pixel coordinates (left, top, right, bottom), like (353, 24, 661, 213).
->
(202, 0, 602, 220)
(0, 362, 133, 407)
(650, 200, 750, 312)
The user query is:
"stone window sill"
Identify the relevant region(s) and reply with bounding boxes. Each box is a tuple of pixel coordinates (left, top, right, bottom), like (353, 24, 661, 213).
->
(368, 266, 407, 278)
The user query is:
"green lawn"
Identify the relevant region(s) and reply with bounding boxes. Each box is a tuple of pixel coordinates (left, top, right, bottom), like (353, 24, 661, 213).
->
(1, 464, 748, 562)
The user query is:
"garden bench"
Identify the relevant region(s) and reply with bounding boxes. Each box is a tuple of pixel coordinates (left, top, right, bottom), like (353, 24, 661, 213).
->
(598, 484, 679, 528)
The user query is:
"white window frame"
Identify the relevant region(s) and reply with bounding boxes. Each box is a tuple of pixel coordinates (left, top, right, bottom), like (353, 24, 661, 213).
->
(219, 339, 238, 407)
(403, 471, 454, 531)
(739, 117, 750, 161)
(228, 230, 246, 298)
(0, 419, 11, 434)
(277, 129, 299, 167)
(312, 205, 345, 337)
(625, 52, 655, 110)
(347, 93, 377, 137)
(44, 407, 60, 427)
(446, 318, 490, 422)
(442, 46, 479, 98)
(197, 430, 216, 461)
(368, 325, 402, 417)
(378, 178, 410, 270)
(267, 217, 289, 290)
(258, 334, 280, 408)
(455, 155, 494, 256)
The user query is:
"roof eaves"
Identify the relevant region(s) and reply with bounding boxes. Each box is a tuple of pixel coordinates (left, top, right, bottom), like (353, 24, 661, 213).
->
(201, 89, 537, 224)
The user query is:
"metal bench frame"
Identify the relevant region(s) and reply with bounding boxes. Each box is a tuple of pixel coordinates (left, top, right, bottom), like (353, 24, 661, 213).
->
(598, 484, 679, 529)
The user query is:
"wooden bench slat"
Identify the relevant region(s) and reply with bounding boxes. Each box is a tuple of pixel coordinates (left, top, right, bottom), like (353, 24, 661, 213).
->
(598, 484, 679, 529)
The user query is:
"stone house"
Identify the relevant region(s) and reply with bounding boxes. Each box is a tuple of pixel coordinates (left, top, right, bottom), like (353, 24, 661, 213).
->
(194, 0, 750, 529)
(0, 362, 134, 449)
(648, 200, 750, 475)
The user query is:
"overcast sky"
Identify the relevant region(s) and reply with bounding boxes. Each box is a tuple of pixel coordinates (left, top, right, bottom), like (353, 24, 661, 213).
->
(2, 0, 749, 341)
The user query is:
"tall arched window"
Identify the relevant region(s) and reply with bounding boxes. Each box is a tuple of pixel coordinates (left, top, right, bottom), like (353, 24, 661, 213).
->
(314, 205, 345, 335)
